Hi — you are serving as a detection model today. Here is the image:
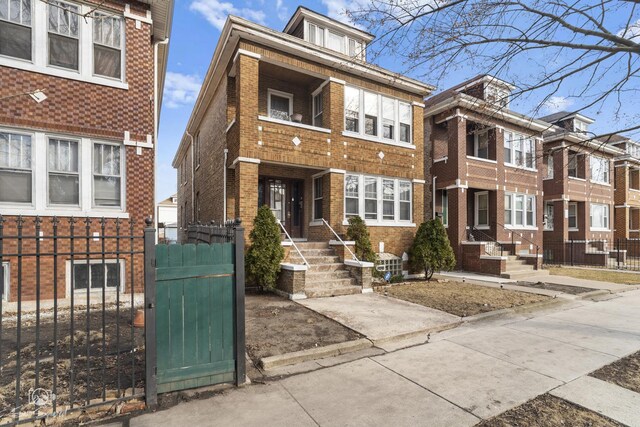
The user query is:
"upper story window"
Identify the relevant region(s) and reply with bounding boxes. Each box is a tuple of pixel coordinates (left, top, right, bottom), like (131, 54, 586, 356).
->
(93, 12, 123, 79)
(0, 131, 32, 204)
(327, 30, 344, 52)
(568, 150, 582, 178)
(474, 130, 489, 159)
(628, 143, 640, 158)
(590, 155, 609, 184)
(344, 86, 413, 146)
(574, 120, 588, 133)
(48, 1, 79, 70)
(504, 131, 535, 169)
(312, 92, 323, 127)
(545, 153, 554, 179)
(485, 84, 510, 108)
(267, 89, 293, 121)
(306, 20, 365, 59)
(0, 0, 32, 60)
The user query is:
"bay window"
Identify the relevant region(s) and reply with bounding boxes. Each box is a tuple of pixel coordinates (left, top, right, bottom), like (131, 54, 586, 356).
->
(590, 156, 609, 184)
(364, 91, 378, 136)
(504, 194, 511, 225)
(93, 142, 121, 207)
(93, 12, 122, 79)
(590, 203, 609, 230)
(0, 131, 32, 203)
(568, 203, 577, 229)
(48, 0, 79, 70)
(344, 174, 412, 223)
(568, 152, 579, 177)
(474, 192, 488, 227)
(545, 154, 554, 179)
(48, 138, 79, 205)
(0, 0, 32, 60)
(344, 86, 360, 132)
(504, 193, 536, 228)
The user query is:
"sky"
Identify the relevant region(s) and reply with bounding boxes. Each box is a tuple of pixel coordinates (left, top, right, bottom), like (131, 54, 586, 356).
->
(156, 0, 640, 203)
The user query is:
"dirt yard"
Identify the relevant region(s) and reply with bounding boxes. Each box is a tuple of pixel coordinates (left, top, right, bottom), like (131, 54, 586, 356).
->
(245, 293, 361, 362)
(477, 393, 623, 426)
(590, 350, 640, 394)
(376, 281, 549, 317)
(515, 281, 595, 295)
(548, 267, 640, 284)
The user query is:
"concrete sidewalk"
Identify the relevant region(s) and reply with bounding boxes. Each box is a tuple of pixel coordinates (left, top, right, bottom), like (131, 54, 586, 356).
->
(126, 289, 640, 427)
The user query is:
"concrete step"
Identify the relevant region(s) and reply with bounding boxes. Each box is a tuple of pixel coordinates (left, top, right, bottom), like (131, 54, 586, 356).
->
(289, 255, 342, 264)
(505, 264, 535, 272)
(308, 263, 345, 273)
(501, 269, 549, 280)
(305, 282, 361, 298)
(297, 248, 336, 257)
(505, 259, 529, 267)
(305, 275, 357, 286)
(294, 242, 330, 249)
(306, 270, 353, 280)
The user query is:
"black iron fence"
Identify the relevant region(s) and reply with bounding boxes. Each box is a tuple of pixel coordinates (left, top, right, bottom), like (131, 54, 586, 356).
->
(0, 215, 148, 426)
(543, 239, 640, 271)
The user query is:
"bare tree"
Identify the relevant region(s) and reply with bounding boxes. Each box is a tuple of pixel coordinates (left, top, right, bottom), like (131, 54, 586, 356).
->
(347, 0, 640, 139)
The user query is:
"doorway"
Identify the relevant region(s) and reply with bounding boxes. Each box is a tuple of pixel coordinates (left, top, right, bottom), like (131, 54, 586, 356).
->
(258, 177, 304, 238)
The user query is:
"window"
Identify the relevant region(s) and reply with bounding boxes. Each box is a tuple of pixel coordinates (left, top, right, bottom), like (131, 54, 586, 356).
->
(382, 97, 395, 140)
(399, 181, 411, 221)
(93, 12, 122, 79)
(48, 138, 79, 205)
(348, 38, 362, 58)
(0, 261, 8, 301)
(545, 154, 554, 179)
(574, 120, 588, 133)
(568, 203, 577, 229)
(382, 179, 395, 220)
(268, 90, 293, 121)
(474, 131, 489, 159)
(590, 203, 609, 230)
(93, 143, 122, 207)
(345, 174, 359, 217)
(504, 194, 511, 225)
(313, 176, 323, 220)
(485, 85, 509, 108)
(0, 131, 32, 203)
(307, 22, 324, 46)
(568, 152, 578, 178)
(504, 131, 535, 168)
(441, 190, 448, 226)
(327, 30, 344, 53)
(475, 192, 488, 227)
(590, 156, 609, 184)
(364, 177, 377, 219)
(0, 0, 32, 60)
(504, 193, 536, 228)
(48, 1, 79, 70)
(71, 260, 122, 293)
(544, 202, 554, 230)
(313, 92, 323, 127)
(364, 91, 378, 136)
(344, 86, 413, 145)
(344, 86, 360, 132)
(515, 195, 524, 226)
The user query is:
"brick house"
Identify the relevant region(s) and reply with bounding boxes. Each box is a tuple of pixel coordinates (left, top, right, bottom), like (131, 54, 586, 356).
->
(0, 0, 173, 303)
(539, 112, 624, 265)
(173, 7, 432, 297)
(609, 135, 640, 246)
(424, 76, 549, 277)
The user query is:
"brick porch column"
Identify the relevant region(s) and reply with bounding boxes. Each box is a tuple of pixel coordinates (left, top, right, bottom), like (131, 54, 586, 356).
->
(234, 160, 259, 241)
(615, 206, 630, 239)
(326, 172, 345, 237)
(448, 187, 468, 269)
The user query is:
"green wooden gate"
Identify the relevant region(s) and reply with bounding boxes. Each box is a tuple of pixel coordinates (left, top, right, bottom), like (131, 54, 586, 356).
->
(153, 242, 241, 393)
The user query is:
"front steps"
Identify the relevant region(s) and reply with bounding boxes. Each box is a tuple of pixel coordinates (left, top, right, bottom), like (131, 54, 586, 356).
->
(288, 242, 361, 298)
(500, 255, 548, 279)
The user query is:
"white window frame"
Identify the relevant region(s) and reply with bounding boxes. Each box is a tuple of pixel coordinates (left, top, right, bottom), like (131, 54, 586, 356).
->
(267, 89, 293, 121)
(92, 140, 124, 210)
(474, 191, 489, 229)
(1, 261, 9, 301)
(343, 85, 414, 147)
(312, 91, 323, 128)
(47, 136, 81, 207)
(504, 130, 536, 170)
(545, 153, 554, 179)
(92, 11, 124, 81)
(0, 0, 33, 61)
(568, 152, 579, 178)
(441, 190, 448, 227)
(344, 174, 360, 218)
(568, 202, 578, 230)
(590, 155, 609, 184)
(0, 128, 34, 206)
(47, 0, 81, 72)
(313, 175, 323, 221)
(590, 203, 610, 231)
(574, 120, 588, 133)
(484, 84, 510, 108)
(503, 193, 536, 229)
(544, 201, 554, 231)
(327, 29, 345, 53)
(474, 130, 489, 159)
(65, 258, 125, 297)
(343, 173, 413, 225)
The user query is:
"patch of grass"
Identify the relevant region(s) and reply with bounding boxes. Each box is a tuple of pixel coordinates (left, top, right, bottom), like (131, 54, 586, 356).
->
(548, 267, 640, 284)
(590, 350, 640, 394)
(377, 281, 549, 317)
(477, 394, 623, 427)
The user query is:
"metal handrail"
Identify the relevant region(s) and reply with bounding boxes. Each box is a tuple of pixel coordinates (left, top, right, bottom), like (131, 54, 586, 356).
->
(493, 220, 540, 252)
(320, 218, 362, 265)
(277, 220, 309, 267)
(467, 226, 504, 257)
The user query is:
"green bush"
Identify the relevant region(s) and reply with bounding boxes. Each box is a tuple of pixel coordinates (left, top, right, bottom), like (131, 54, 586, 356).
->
(246, 205, 285, 289)
(409, 219, 456, 280)
(345, 216, 377, 263)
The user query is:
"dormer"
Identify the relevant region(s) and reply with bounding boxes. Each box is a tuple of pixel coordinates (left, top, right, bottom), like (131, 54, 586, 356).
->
(538, 111, 594, 134)
(573, 118, 589, 134)
(283, 7, 374, 61)
(455, 75, 514, 108)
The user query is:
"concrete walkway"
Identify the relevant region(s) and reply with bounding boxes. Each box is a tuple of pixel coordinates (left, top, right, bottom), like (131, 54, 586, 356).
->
(127, 289, 640, 427)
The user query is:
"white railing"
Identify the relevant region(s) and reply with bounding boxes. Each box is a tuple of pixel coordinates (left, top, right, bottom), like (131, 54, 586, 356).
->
(278, 220, 309, 267)
(321, 218, 363, 266)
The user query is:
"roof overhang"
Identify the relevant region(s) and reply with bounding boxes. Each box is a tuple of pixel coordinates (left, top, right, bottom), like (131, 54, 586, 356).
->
(455, 75, 516, 92)
(543, 132, 624, 156)
(283, 6, 375, 42)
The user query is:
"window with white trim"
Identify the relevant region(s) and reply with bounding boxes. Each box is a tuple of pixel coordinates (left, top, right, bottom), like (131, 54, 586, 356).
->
(474, 191, 489, 227)
(568, 151, 579, 178)
(312, 92, 323, 127)
(313, 176, 323, 220)
(268, 89, 293, 121)
(71, 259, 122, 292)
(504, 193, 536, 228)
(568, 202, 578, 229)
(0, 131, 32, 203)
(485, 84, 509, 108)
(544, 201, 554, 230)
(574, 120, 588, 133)
(48, 0, 79, 70)
(93, 142, 122, 207)
(474, 131, 489, 159)
(348, 38, 362, 59)
(344, 86, 413, 145)
(48, 138, 79, 205)
(344, 174, 412, 223)
(590, 203, 609, 230)
(307, 22, 324, 47)
(545, 153, 554, 179)
(93, 12, 122, 79)
(590, 155, 609, 184)
(504, 131, 535, 168)
(1, 261, 9, 301)
(327, 30, 344, 52)
(441, 190, 448, 226)
(0, 0, 32, 60)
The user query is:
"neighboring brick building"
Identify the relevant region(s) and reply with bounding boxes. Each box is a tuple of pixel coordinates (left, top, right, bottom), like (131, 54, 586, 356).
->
(173, 7, 432, 296)
(539, 112, 623, 265)
(0, 0, 173, 302)
(608, 135, 640, 241)
(424, 76, 549, 277)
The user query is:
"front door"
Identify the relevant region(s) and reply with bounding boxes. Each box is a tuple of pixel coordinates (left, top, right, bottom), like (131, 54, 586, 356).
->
(259, 177, 304, 238)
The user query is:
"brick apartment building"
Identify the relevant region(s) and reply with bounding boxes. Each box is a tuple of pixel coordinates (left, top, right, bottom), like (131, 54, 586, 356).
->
(173, 7, 431, 296)
(424, 76, 549, 277)
(0, 0, 173, 303)
(539, 112, 624, 265)
(609, 135, 640, 243)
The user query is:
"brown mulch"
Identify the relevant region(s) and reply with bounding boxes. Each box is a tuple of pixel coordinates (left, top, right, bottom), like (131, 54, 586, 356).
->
(477, 394, 624, 427)
(245, 293, 361, 362)
(590, 350, 640, 394)
(376, 281, 550, 317)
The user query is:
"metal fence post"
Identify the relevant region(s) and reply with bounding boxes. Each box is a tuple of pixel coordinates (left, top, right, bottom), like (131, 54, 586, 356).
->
(570, 239, 574, 266)
(143, 218, 158, 409)
(617, 238, 621, 269)
(233, 219, 246, 386)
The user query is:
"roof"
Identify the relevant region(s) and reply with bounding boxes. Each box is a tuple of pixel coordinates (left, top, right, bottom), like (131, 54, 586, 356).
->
(538, 111, 595, 124)
(424, 74, 515, 109)
(157, 194, 177, 206)
(283, 6, 375, 41)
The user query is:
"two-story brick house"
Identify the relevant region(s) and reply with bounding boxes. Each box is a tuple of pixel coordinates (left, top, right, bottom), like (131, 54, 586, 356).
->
(0, 0, 173, 302)
(609, 135, 640, 244)
(173, 7, 431, 297)
(539, 112, 623, 265)
(424, 76, 549, 277)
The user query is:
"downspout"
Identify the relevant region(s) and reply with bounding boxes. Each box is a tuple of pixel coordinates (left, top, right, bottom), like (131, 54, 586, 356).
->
(223, 148, 228, 222)
(186, 131, 195, 223)
(432, 175, 437, 219)
(153, 37, 169, 242)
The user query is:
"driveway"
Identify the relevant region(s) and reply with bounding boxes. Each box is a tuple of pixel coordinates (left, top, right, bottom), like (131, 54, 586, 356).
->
(129, 289, 640, 426)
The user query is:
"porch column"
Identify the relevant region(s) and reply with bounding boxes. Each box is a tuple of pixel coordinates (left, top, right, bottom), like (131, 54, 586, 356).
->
(326, 172, 345, 236)
(554, 200, 569, 242)
(234, 160, 260, 241)
(235, 50, 260, 159)
(448, 187, 467, 269)
(615, 206, 630, 239)
(614, 163, 629, 239)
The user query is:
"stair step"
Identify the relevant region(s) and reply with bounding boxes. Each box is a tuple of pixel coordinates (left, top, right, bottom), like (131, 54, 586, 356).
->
(501, 270, 549, 279)
(306, 270, 352, 280)
(289, 255, 342, 264)
(296, 249, 336, 257)
(305, 282, 361, 298)
(308, 263, 345, 272)
(305, 276, 357, 286)
(294, 242, 330, 249)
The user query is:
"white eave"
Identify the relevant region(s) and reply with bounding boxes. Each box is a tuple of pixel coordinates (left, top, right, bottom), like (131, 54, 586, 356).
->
(424, 93, 549, 132)
(283, 7, 375, 43)
(455, 75, 516, 92)
(543, 132, 625, 156)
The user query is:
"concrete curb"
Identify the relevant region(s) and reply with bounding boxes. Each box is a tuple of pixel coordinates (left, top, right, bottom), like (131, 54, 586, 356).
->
(462, 297, 569, 323)
(369, 321, 462, 346)
(259, 338, 373, 370)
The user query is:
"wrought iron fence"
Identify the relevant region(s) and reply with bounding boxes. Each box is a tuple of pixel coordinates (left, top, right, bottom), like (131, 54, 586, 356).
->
(0, 215, 147, 426)
(543, 239, 640, 271)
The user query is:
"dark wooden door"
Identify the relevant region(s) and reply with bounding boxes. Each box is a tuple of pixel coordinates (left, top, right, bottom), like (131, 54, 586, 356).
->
(259, 177, 304, 238)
